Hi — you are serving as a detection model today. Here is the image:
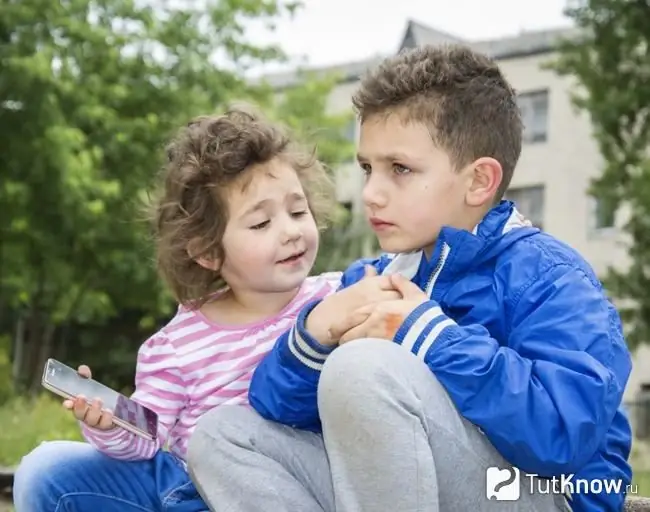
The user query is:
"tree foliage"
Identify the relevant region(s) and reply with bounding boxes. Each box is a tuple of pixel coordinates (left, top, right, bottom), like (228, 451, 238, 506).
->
(0, 0, 364, 394)
(553, 0, 650, 349)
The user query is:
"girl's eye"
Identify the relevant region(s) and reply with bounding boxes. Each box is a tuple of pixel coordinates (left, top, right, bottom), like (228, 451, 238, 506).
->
(291, 211, 308, 218)
(250, 220, 270, 230)
(359, 163, 371, 176)
(393, 163, 411, 175)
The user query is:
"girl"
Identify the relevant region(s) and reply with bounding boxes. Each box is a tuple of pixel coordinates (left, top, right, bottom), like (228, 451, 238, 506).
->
(13, 107, 344, 511)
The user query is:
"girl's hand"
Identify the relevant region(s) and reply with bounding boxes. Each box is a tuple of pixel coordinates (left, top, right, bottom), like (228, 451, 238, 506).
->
(62, 365, 115, 430)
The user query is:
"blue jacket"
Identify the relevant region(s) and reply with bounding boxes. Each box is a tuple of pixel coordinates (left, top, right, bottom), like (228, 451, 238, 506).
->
(249, 201, 633, 512)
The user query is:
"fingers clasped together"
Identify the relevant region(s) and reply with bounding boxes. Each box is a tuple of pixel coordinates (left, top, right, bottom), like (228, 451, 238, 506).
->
(328, 265, 429, 345)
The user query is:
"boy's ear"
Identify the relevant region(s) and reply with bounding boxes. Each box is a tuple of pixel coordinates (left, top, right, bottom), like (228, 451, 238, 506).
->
(187, 239, 221, 272)
(465, 157, 503, 207)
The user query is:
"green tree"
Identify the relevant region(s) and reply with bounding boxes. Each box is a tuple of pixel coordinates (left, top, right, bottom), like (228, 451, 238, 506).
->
(553, 0, 650, 349)
(0, 0, 296, 393)
(0, 0, 369, 395)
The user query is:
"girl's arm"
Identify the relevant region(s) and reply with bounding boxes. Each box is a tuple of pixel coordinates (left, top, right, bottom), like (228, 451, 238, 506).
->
(81, 332, 186, 461)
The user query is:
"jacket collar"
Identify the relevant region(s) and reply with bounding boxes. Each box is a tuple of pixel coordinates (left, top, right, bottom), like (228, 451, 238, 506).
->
(381, 201, 539, 281)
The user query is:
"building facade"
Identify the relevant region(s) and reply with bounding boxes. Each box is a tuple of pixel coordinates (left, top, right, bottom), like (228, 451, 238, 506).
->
(263, 20, 650, 406)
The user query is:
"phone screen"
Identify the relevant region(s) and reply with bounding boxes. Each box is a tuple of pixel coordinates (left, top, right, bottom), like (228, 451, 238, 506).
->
(42, 359, 158, 439)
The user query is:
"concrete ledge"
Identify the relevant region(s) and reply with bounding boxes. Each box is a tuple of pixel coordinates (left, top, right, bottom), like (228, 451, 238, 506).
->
(625, 496, 650, 511)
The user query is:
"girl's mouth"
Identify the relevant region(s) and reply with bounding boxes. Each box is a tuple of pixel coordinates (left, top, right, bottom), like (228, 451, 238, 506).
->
(278, 251, 306, 264)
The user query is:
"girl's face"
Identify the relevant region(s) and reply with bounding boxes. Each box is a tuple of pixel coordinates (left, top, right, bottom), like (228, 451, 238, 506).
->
(218, 158, 320, 296)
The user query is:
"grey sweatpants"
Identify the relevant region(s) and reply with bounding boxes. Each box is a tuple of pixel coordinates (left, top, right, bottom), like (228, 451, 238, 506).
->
(187, 339, 570, 512)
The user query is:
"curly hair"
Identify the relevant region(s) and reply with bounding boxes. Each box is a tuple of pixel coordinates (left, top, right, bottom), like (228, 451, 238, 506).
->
(352, 44, 523, 199)
(151, 105, 336, 308)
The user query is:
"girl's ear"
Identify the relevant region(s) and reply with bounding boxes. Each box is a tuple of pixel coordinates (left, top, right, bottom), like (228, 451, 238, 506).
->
(195, 257, 221, 272)
(187, 239, 221, 271)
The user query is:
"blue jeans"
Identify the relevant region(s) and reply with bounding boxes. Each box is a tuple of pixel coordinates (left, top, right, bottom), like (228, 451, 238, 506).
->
(13, 440, 207, 511)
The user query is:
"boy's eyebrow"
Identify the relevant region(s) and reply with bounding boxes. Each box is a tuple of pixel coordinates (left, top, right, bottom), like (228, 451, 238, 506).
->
(356, 151, 413, 163)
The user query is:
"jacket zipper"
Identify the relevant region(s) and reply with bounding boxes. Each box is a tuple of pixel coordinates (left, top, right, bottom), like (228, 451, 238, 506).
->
(425, 242, 450, 296)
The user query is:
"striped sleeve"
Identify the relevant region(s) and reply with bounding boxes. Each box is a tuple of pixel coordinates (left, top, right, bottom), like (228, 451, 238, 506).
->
(392, 301, 457, 360)
(316, 271, 344, 292)
(81, 332, 186, 461)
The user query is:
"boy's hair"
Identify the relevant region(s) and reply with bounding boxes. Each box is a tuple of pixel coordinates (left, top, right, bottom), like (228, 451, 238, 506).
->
(152, 105, 335, 308)
(352, 44, 522, 200)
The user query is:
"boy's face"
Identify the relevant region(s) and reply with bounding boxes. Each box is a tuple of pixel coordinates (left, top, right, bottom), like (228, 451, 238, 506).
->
(357, 113, 478, 257)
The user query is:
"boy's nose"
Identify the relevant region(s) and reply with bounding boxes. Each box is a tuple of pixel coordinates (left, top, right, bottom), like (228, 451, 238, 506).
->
(362, 177, 388, 209)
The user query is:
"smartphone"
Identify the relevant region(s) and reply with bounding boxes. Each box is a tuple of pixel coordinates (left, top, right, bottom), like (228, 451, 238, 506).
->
(41, 358, 158, 441)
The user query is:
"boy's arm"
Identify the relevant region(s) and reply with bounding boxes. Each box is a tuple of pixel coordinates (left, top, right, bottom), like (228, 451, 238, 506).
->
(392, 263, 631, 476)
(81, 333, 186, 460)
(249, 257, 392, 431)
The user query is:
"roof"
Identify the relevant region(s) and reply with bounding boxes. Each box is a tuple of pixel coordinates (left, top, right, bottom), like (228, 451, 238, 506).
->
(470, 26, 580, 60)
(399, 19, 580, 60)
(257, 20, 579, 89)
(399, 19, 464, 50)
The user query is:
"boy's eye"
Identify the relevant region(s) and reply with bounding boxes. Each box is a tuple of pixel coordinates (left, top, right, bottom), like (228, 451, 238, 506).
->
(250, 220, 270, 230)
(393, 163, 411, 175)
(291, 210, 308, 218)
(359, 163, 371, 175)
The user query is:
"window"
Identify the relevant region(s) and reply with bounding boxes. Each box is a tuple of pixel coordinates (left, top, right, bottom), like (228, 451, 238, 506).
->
(518, 90, 549, 143)
(505, 185, 545, 229)
(594, 197, 616, 230)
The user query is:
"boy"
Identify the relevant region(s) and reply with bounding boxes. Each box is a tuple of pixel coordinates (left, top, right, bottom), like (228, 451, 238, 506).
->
(188, 45, 632, 512)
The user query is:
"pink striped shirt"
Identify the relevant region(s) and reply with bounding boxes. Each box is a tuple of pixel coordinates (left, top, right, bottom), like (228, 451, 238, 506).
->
(81, 273, 341, 461)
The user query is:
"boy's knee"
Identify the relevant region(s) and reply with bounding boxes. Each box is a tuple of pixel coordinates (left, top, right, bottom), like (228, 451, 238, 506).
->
(193, 405, 253, 441)
(319, 339, 408, 409)
(188, 405, 254, 470)
(318, 339, 451, 418)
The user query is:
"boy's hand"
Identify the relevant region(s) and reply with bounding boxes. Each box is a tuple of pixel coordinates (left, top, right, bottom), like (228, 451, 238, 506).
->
(330, 274, 429, 344)
(306, 265, 402, 345)
(62, 365, 115, 431)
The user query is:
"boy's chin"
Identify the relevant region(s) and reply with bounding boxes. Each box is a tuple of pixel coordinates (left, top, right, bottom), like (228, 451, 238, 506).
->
(377, 239, 426, 255)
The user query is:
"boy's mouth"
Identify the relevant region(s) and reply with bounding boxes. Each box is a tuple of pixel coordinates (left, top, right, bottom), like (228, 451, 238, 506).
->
(369, 217, 395, 230)
(277, 250, 306, 264)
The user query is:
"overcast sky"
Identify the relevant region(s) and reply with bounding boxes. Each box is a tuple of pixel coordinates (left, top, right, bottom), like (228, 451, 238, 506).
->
(247, 0, 572, 72)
